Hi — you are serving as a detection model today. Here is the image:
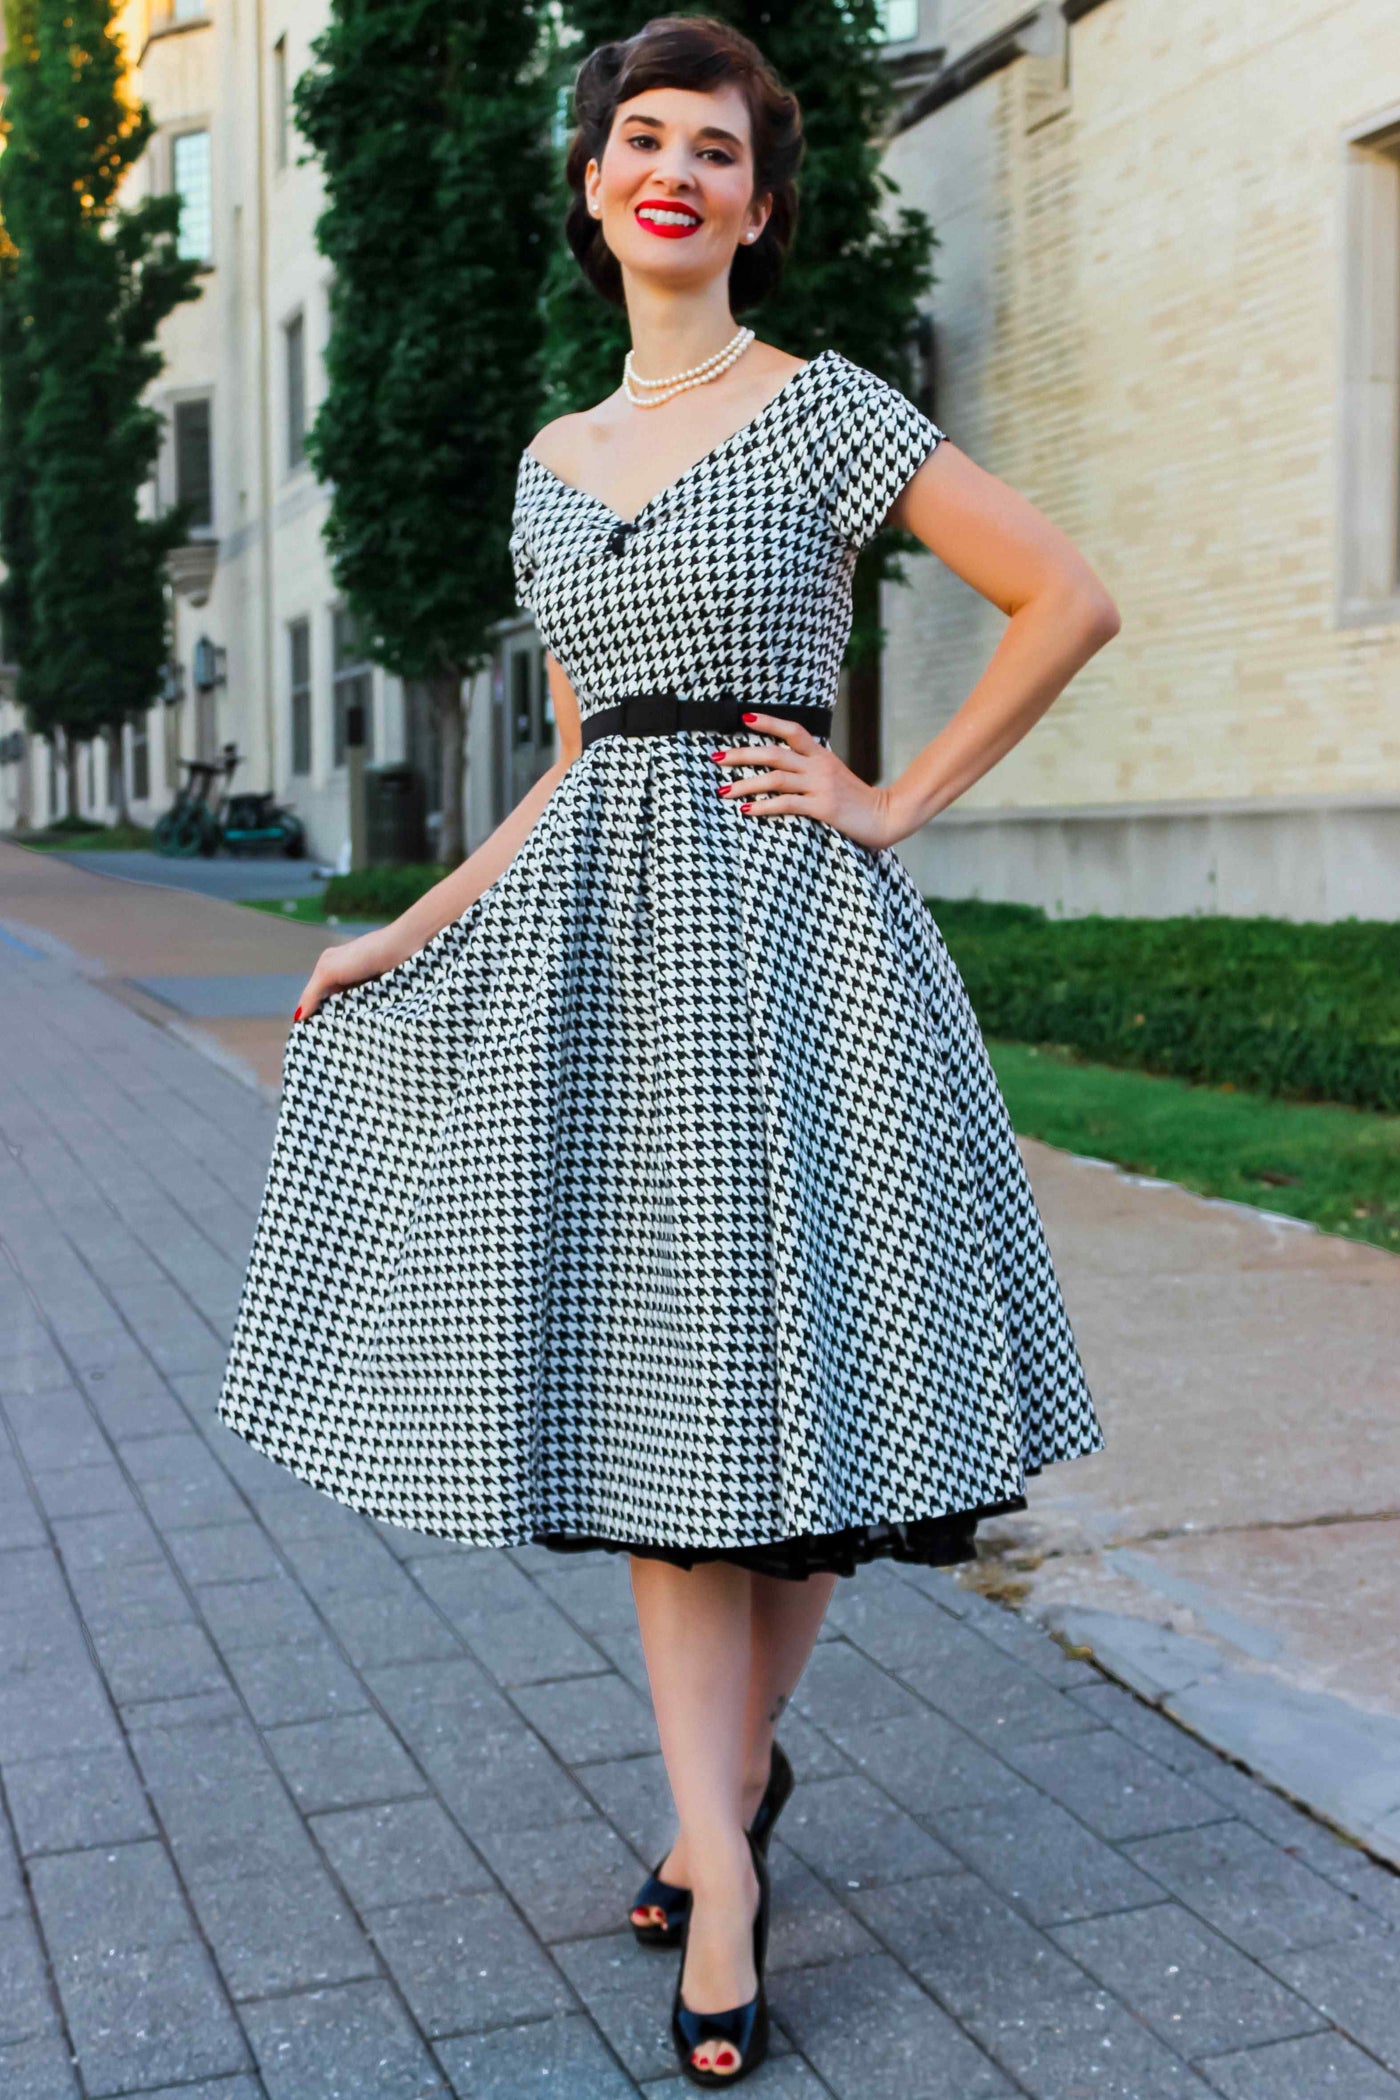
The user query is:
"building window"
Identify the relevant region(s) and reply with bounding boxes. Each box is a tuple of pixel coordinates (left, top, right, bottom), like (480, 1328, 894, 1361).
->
(289, 617, 312, 775)
(273, 35, 290, 171)
(1342, 116, 1400, 616)
(172, 129, 212, 265)
(285, 310, 306, 470)
(877, 0, 920, 41)
(332, 607, 374, 765)
(130, 716, 150, 802)
(173, 397, 213, 531)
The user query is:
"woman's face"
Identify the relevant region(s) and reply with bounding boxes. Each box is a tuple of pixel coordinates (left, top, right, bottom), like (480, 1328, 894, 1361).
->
(585, 83, 770, 290)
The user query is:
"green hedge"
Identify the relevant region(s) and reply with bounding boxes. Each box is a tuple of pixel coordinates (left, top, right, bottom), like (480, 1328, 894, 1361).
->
(321, 865, 447, 918)
(927, 899, 1400, 1114)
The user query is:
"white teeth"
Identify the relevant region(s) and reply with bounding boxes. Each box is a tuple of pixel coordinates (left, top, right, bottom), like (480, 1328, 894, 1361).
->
(638, 209, 699, 227)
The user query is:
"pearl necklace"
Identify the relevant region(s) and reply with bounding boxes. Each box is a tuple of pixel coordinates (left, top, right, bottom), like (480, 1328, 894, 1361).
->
(623, 325, 756, 408)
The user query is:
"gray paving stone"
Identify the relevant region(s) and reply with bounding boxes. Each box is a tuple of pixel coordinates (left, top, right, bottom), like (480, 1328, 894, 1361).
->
(194, 1574, 327, 1651)
(315, 1584, 467, 1668)
(0, 1547, 75, 1615)
(0, 1605, 94, 1686)
(852, 1869, 1087, 2021)
(773, 1771, 959, 1890)
(312, 1797, 495, 1912)
(775, 1949, 1016, 2097)
(29, 1463, 136, 1522)
(0, 2033, 82, 2100)
(821, 1704, 1030, 1817)
(5, 1746, 156, 1854)
(459, 1599, 612, 1687)
(125, 2081, 265, 2100)
(47, 1506, 165, 1570)
(188, 1858, 379, 2000)
(1004, 1728, 1227, 1841)
(764, 1839, 885, 1972)
(1054, 1902, 1326, 2058)
(166, 1520, 285, 1585)
(1199, 2028, 1400, 2098)
(437, 2010, 639, 2098)
(65, 1553, 192, 1634)
(514, 1671, 658, 1765)
(532, 1559, 639, 1637)
(472, 1813, 647, 1943)
(5, 1391, 109, 1472)
(28, 1836, 193, 1956)
(1266, 1938, 1400, 2074)
(0, 1666, 122, 1762)
(930, 1789, 1164, 1925)
(1126, 1819, 1382, 1959)
(54, 1938, 251, 2095)
(364, 1887, 574, 2036)
(0, 1818, 29, 1920)
(91, 1618, 231, 1704)
(240, 1976, 442, 2100)
(969, 1982, 1216, 2098)
(262, 1709, 429, 1815)
(1068, 1679, 1229, 1778)
(224, 1633, 372, 1727)
(0, 1909, 62, 2048)
(789, 1635, 930, 1729)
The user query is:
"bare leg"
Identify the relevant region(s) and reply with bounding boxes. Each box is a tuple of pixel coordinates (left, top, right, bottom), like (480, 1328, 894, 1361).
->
(629, 1556, 838, 2076)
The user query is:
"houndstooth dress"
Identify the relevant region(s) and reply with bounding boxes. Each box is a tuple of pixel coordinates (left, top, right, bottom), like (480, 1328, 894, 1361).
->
(217, 347, 1104, 1581)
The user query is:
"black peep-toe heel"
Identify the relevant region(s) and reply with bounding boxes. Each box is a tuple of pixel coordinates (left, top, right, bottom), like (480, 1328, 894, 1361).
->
(670, 1824, 770, 2088)
(629, 1740, 792, 1948)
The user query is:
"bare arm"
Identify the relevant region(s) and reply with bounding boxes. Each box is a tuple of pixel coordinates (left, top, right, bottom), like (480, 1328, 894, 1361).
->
(295, 652, 583, 1020)
(716, 441, 1120, 850)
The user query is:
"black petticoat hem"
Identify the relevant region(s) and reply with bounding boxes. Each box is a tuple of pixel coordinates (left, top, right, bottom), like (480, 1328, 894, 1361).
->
(530, 1496, 1028, 1582)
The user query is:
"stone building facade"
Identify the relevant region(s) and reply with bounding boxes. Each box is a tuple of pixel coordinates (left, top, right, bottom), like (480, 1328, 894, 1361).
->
(878, 0, 1400, 917)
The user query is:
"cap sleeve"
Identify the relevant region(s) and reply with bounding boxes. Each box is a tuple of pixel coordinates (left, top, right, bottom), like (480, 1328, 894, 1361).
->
(509, 455, 537, 613)
(815, 356, 946, 550)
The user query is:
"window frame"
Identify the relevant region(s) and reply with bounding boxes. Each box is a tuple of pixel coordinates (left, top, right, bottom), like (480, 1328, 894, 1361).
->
(170, 126, 213, 268)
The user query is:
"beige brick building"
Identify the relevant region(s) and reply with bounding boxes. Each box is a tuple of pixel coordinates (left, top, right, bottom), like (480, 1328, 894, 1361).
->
(878, 0, 1400, 917)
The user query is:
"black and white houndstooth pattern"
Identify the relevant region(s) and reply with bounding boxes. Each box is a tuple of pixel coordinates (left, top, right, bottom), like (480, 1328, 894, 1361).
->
(217, 348, 1103, 1551)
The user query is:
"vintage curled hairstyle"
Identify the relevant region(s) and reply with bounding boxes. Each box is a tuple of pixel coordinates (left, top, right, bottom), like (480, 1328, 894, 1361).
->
(564, 15, 805, 312)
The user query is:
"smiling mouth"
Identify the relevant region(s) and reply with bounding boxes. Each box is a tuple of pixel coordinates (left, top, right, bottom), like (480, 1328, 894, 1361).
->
(635, 205, 703, 236)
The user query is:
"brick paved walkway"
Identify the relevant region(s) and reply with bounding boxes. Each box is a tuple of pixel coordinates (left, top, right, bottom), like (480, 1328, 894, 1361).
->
(3, 932, 1399, 2100)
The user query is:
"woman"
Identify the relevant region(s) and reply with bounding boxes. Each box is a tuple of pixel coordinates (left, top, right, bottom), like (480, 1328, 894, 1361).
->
(218, 14, 1115, 2087)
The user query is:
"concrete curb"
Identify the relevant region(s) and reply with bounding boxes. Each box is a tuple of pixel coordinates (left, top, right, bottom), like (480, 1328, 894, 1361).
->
(1044, 1603, 1400, 1870)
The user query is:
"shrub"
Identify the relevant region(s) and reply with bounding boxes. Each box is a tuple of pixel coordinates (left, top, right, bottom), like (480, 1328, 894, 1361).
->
(927, 899, 1400, 1114)
(321, 865, 447, 919)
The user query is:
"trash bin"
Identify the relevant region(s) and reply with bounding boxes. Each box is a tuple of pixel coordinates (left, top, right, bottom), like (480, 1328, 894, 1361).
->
(365, 763, 429, 866)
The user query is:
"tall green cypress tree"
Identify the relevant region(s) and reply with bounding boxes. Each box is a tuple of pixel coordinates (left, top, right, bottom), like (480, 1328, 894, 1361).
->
(0, 0, 200, 816)
(549, 2, 938, 778)
(295, 0, 555, 867)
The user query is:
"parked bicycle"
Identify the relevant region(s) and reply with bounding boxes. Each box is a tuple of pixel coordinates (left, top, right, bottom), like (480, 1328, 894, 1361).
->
(154, 744, 306, 859)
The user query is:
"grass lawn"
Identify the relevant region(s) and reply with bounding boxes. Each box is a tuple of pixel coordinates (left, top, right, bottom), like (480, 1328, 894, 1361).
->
(10, 822, 154, 852)
(244, 896, 367, 927)
(989, 1039, 1400, 1254)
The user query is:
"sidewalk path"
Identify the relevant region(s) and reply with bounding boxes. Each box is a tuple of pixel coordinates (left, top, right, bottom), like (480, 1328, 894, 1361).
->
(0, 838, 360, 1091)
(4, 875, 1400, 2094)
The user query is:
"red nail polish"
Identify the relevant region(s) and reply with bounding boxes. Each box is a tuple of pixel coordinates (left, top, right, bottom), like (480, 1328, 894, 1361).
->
(709, 749, 724, 761)
(293, 1007, 303, 1022)
(741, 712, 757, 723)
(740, 801, 753, 813)
(718, 784, 731, 796)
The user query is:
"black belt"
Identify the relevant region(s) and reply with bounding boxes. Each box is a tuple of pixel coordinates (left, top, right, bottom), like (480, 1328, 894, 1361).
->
(580, 689, 833, 749)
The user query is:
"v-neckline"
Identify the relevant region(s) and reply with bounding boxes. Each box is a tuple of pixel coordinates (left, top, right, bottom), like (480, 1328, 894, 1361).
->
(522, 348, 836, 530)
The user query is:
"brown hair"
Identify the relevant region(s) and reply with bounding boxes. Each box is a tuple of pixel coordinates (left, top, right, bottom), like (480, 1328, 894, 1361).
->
(564, 15, 805, 312)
